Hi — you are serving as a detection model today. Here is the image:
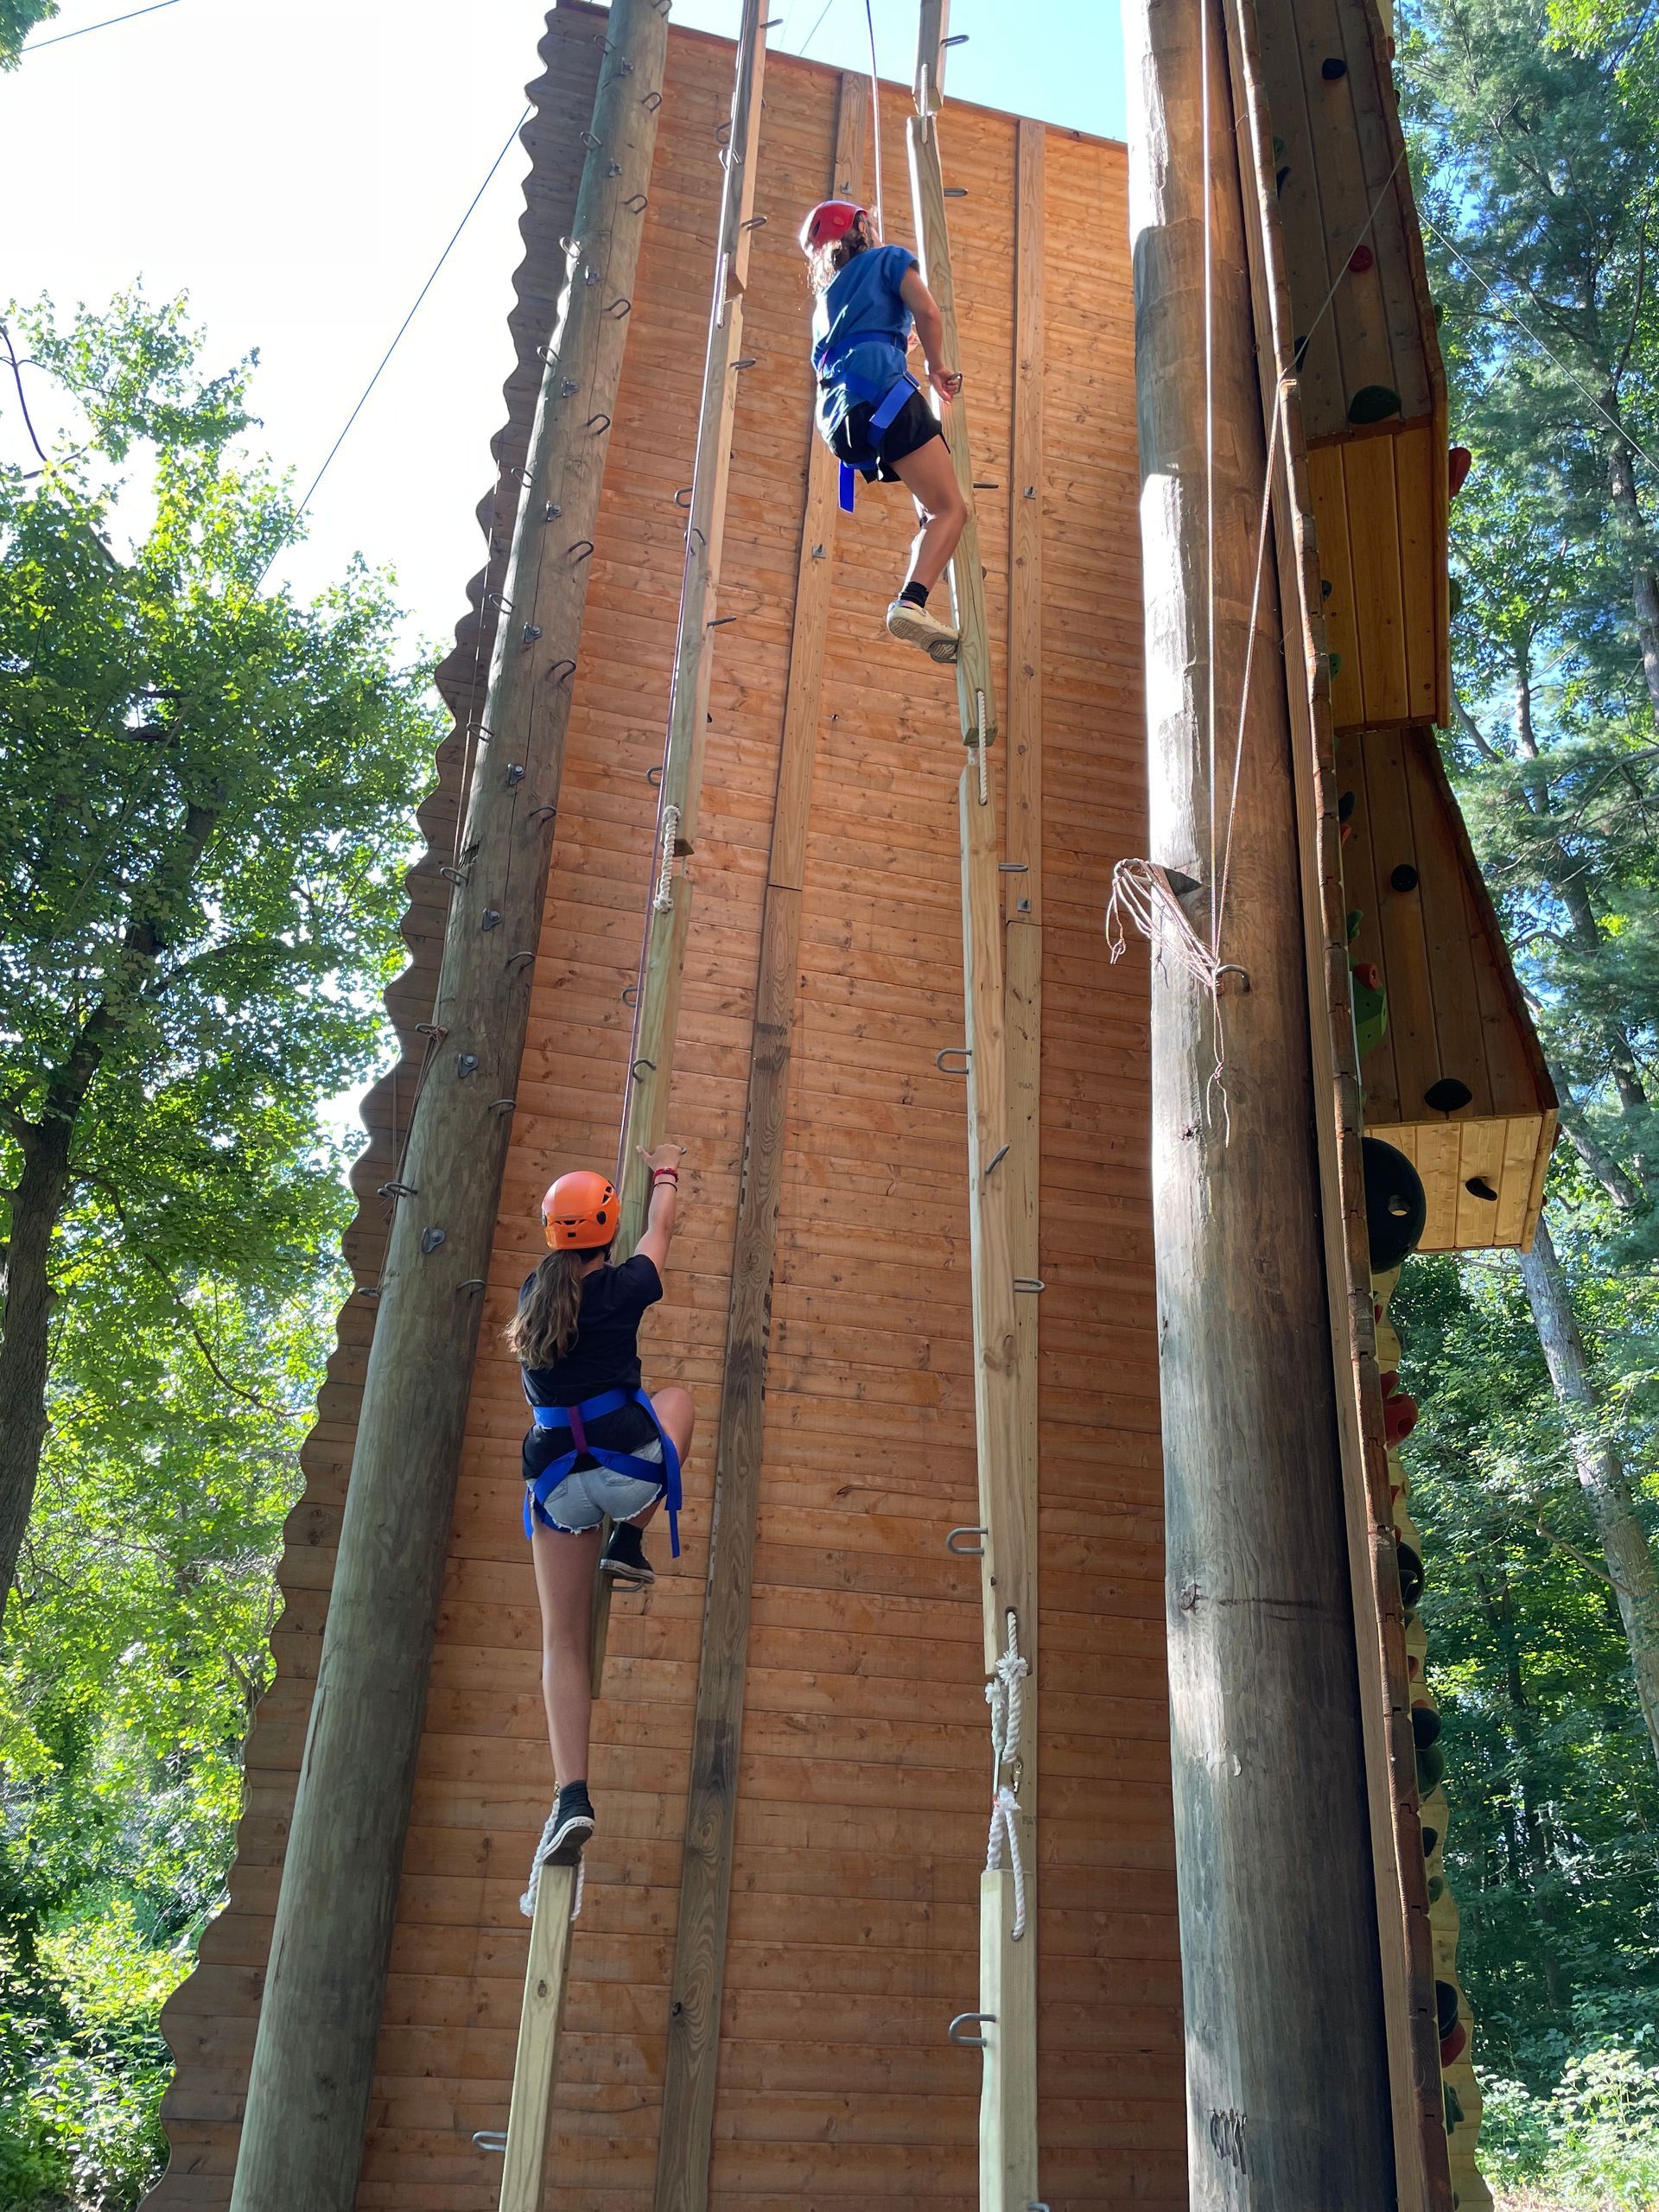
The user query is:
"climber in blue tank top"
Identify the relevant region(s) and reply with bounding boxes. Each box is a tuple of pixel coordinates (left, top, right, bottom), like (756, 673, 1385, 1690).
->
(801, 200, 967, 664)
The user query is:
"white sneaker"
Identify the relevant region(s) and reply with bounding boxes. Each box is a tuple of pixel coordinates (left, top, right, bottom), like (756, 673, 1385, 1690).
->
(886, 598, 959, 663)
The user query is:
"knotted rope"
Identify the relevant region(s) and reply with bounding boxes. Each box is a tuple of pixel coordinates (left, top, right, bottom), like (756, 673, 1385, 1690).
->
(985, 1609, 1030, 1941)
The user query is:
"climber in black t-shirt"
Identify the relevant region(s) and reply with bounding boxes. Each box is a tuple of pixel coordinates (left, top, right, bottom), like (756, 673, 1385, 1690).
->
(504, 1142, 693, 1913)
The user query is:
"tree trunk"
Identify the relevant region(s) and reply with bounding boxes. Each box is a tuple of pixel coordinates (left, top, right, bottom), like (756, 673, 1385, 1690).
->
(0, 791, 219, 1617)
(1554, 1092, 1645, 1212)
(0, 1124, 72, 1600)
(1603, 391, 1659, 719)
(1518, 1216, 1659, 1778)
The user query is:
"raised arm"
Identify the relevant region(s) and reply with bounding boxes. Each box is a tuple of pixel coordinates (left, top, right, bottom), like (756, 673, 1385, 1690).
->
(634, 1140, 684, 1275)
(899, 265, 963, 404)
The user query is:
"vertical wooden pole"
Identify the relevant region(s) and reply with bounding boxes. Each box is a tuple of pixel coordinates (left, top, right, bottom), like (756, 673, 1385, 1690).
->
(1219, 0, 1452, 2198)
(589, 0, 769, 1698)
(1122, 0, 1398, 2200)
(647, 73, 868, 2212)
(907, 27, 1037, 2212)
(224, 10, 668, 2209)
(495, 1866, 578, 2212)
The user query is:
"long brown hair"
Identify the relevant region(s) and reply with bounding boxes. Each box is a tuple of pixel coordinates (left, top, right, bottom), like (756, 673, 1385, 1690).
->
(505, 1244, 611, 1369)
(807, 210, 875, 296)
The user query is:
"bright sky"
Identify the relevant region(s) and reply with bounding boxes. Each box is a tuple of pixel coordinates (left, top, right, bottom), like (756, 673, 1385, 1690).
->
(2, 0, 1127, 654)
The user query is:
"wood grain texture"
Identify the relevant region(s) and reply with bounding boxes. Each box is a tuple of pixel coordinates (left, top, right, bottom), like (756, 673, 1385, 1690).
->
(497, 1865, 578, 2212)
(648, 70, 865, 2212)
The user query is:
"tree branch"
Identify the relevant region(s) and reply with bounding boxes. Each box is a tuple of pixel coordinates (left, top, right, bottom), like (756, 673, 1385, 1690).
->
(1452, 685, 1504, 763)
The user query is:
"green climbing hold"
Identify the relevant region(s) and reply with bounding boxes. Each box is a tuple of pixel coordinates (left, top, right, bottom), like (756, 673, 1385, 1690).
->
(1328, 650, 1344, 678)
(1449, 574, 1464, 617)
(1421, 1825, 1440, 1857)
(1411, 1703, 1442, 1749)
(1348, 384, 1402, 424)
(1428, 1873, 1445, 1904)
(1273, 134, 1286, 157)
(1347, 908, 1363, 942)
(1417, 1739, 1446, 1792)
(1446, 2082, 1464, 2129)
(1353, 969, 1388, 1060)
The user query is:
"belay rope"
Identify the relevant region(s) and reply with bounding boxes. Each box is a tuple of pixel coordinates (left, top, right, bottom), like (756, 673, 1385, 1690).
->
(985, 1609, 1030, 1941)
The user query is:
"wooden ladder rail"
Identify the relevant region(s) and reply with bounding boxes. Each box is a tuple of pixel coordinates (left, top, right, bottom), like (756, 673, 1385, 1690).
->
(909, 9, 1039, 2209)
(590, 0, 771, 1697)
(494, 1866, 580, 2212)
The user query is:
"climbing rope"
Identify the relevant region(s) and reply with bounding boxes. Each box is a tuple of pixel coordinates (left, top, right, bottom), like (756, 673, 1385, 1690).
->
(862, 0, 883, 238)
(984, 1609, 1030, 1942)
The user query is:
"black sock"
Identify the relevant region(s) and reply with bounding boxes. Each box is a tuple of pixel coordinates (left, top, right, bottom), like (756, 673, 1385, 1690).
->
(899, 579, 929, 609)
(558, 1778, 592, 1809)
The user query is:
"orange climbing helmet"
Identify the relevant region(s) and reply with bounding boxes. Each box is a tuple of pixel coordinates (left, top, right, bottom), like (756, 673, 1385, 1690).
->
(541, 1170, 619, 1251)
(799, 198, 865, 252)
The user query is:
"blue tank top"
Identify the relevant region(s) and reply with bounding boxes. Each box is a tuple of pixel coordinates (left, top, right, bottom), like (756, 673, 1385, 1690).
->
(810, 243, 918, 434)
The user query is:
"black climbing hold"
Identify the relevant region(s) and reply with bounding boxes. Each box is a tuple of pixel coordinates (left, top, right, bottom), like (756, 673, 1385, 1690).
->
(1275, 165, 1292, 195)
(455, 1052, 480, 1079)
(1390, 863, 1419, 893)
(1465, 1176, 1498, 1202)
(1435, 1980, 1460, 2037)
(1348, 384, 1402, 424)
(1294, 334, 1309, 368)
(1446, 2083, 1464, 2130)
(481, 909, 502, 932)
(1448, 575, 1464, 618)
(1363, 1135, 1427, 1270)
(1421, 1825, 1440, 1857)
(1411, 1703, 1442, 1749)
(1321, 54, 1348, 77)
(1396, 1540, 1426, 1610)
(1321, 576, 1332, 599)
(1425, 1076, 1473, 1115)
(1339, 788, 1357, 823)
(1416, 1739, 1446, 1791)
(420, 1226, 447, 1255)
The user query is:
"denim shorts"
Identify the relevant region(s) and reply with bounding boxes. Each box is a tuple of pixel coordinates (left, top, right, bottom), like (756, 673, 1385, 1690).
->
(536, 1442, 664, 1535)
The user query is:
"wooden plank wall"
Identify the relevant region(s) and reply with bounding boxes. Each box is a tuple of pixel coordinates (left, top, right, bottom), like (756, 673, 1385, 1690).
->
(152, 15, 1181, 2209)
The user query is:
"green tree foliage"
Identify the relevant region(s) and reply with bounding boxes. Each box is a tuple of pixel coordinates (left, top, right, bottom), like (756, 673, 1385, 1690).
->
(0, 292, 439, 1609)
(0, 1, 58, 67)
(0, 292, 437, 2203)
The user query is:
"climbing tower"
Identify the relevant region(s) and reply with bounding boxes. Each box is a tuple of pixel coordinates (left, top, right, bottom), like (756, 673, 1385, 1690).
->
(147, 1, 1554, 2208)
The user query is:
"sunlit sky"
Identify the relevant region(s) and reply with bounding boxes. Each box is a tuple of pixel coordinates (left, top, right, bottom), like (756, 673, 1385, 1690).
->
(3, 0, 1127, 652)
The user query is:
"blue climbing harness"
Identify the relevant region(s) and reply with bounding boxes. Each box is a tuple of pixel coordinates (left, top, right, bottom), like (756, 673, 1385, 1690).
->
(524, 1386, 682, 1557)
(814, 329, 917, 514)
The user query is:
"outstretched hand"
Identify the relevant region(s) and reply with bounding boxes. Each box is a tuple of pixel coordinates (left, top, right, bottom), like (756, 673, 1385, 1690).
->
(640, 1141, 686, 1175)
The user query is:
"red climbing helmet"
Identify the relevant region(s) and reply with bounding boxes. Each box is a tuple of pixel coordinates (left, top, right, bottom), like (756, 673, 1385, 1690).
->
(541, 1170, 619, 1251)
(799, 198, 865, 252)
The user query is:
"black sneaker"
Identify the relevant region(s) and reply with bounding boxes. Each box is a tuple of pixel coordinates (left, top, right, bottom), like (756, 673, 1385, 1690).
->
(520, 1783, 594, 1915)
(601, 1518, 655, 1588)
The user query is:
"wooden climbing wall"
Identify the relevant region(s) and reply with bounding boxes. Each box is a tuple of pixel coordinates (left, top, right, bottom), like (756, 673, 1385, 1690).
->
(152, 10, 1180, 2208)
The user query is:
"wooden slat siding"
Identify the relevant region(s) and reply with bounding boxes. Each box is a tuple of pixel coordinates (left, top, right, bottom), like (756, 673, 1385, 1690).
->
(1343, 435, 1411, 722)
(1400, 724, 1492, 1117)
(153, 23, 1183, 2210)
(1395, 424, 1440, 720)
(1337, 730, 1404, 1119)
(146, 20, 607, 2202)
(650, 68, 866, 2212)
(1306, 443, 1365, 727)
(1361, 725, 1440, 1116)
(1222, 0, 1448, 2195)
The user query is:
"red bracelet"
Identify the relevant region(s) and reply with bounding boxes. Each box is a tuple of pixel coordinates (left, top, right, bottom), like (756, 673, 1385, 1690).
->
(652, 1168, 680, 1183)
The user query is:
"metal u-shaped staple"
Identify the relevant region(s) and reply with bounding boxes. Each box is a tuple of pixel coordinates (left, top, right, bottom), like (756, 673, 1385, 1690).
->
(947, 2012, 995, 2049)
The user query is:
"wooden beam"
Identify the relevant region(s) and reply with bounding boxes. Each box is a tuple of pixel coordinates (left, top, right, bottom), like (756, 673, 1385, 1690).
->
(1122, 0, 1398, 2198)
(1221, 0, 1452, 2199)
(908, 33, 1034, 2207)
(613, 0, 771, 1254)
(646, 73, 868, 2212)
(590, 0, 770, 1699)
(495, 1866, 578, 2212)
(221, 10, 669, 2209)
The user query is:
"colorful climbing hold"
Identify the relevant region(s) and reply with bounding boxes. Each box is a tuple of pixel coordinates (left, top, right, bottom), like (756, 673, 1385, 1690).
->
(1448, 445, 1472, 496)
(1441, 2019, 1469, 2068)
(1349, 244, 1376, 273)
(1328, 649, 1344, 678)
(1383, 1390, 1418, 1446)
(1349, 384, 1402, 424)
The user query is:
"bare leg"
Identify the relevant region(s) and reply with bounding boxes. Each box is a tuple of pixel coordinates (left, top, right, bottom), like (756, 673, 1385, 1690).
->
(530, 1521, 602, 1782)
(892, 435, 967, 595)
(616, 1383, 696, 1530)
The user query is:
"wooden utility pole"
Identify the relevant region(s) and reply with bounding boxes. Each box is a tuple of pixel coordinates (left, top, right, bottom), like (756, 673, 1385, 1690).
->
(1122, 0, 1398, 2199)
(225, 9, 668, 2206)
(592, 0, 767, 1700)
(908, 10, 1038, 2207)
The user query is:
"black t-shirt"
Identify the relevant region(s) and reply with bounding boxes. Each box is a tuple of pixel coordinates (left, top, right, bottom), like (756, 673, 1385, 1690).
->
(519, 1254, 663, 1407)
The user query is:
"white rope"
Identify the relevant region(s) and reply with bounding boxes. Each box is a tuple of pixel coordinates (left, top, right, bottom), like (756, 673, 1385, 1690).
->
(570, 1854, 586, 1923)
(652, 802, 681, 912)
(975, 688, 988, 804)
(984, 1610, 1029, 1941)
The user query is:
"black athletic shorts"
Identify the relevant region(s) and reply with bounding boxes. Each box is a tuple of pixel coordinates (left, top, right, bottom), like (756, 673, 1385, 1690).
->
(828, 387, 946, 483)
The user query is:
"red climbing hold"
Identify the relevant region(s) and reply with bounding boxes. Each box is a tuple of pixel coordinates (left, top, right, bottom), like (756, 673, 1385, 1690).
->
(1448, 445, 1473, 496)
(1349, 244, 1376, 273)
(1440, 2020, 1469, 2068)
(1352, 960, 1382, 991)
(1384, 1392, 1419, 1446)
